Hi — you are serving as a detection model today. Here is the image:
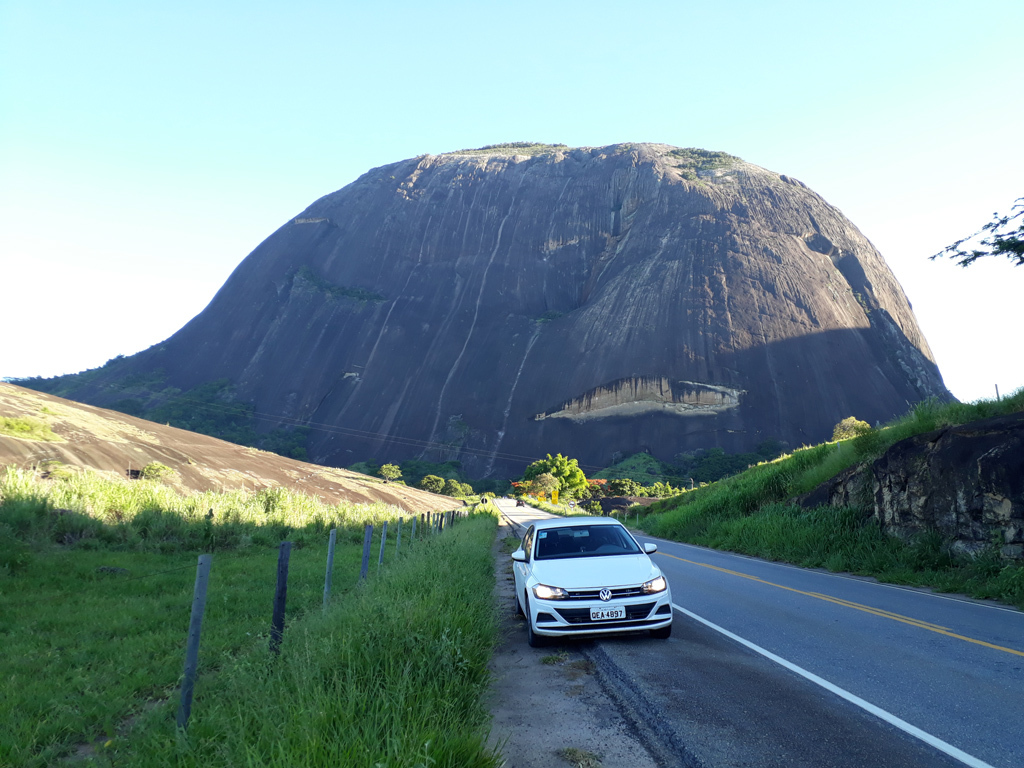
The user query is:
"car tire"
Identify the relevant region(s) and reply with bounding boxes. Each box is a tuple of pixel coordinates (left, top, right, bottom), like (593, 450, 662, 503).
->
(524, 595, 546, 648)
(514, 592, 524, 617)
(649, 623, 672, 639)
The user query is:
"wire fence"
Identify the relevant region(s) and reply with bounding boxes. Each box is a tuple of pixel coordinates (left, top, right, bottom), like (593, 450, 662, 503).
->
(175, 508, 470, 729)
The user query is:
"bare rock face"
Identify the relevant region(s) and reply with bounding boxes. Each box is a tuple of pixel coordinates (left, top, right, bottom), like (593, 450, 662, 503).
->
(800, 412, 1024, 560)
(49, 143, 950, 477)
(872, 412, 1024, 558)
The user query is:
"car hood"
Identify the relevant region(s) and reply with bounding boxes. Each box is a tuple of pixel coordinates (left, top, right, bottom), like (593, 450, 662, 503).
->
(531, 555, 662, 589)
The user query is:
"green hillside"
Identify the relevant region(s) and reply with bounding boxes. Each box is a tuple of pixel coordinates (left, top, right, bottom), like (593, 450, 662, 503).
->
(637, 392, 1024, 609)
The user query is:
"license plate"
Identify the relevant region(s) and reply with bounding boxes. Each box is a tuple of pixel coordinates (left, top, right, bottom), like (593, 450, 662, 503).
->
(590, 605, 625, 621)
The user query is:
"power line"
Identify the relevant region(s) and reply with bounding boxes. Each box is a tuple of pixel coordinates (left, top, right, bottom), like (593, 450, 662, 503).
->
(30, 380, 582, 470)
(17, 380, 723, 482)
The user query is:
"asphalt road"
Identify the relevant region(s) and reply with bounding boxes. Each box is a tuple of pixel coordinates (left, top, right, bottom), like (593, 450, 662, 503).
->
(494, 500, 1024, 768)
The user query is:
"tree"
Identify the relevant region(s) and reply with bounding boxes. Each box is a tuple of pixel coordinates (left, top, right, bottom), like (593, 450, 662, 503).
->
(419, 474, 445, 494)
(531, 472, 560, 496)
(522, 453, 588, 499)
(607, 478, 642, 497)
(442, 478, 469, 497)
(832, 417, 872, 441)
(378, 463, 402, 482)
(931, 197, 1024, 268)
(646, 481, 681, 498)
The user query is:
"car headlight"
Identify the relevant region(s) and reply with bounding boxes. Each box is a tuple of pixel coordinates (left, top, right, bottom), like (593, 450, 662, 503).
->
(641, 576, 667, 594)
(533, 584, 569, 600)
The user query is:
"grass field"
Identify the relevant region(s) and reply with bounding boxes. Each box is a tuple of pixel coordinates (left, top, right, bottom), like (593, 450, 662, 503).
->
(1, 466, 498, 767)
(105, 514, 500, 767)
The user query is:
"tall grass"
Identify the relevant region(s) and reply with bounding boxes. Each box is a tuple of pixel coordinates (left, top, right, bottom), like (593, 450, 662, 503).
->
(1, 465, 403, 561)
(639, 390, 1024, 608)
(1, 465, 472, 766)
(106, 515, 501, 767)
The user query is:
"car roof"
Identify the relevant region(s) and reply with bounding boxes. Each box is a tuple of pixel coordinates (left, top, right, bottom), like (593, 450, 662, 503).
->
(530, 516, 623, 530)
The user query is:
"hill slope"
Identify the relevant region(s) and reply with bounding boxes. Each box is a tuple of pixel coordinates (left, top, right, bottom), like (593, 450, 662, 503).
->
(0, 383, 448, 515)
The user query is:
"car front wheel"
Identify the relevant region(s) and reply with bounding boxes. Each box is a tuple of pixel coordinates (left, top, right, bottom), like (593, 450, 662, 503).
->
(524, 595, 546, 648)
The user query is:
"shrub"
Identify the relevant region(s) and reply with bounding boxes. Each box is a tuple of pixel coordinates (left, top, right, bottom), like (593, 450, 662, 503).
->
(443, 478, 470, 497)
(607, 478, 642, 496)
(833, 417, 872, 441)
(0, 417, 60, 442)
(138, 462, 175, 480)
(419, 475, 445, 494)
(531, 473, 560, 496)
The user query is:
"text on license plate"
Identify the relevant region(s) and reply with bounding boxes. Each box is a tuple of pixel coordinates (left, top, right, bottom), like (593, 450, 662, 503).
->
(590, 605, 625, 621)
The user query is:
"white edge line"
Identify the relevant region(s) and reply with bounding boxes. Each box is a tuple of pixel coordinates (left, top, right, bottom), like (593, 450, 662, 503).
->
(672, 602, 997, 768)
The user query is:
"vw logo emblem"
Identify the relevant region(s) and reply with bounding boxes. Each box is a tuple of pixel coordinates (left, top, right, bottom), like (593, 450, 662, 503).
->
(599, 588, 612, 602)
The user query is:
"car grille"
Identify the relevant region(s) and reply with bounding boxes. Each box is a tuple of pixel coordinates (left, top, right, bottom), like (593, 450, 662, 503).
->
(554, 602, 656, 624)
(564, 586, 644, 601)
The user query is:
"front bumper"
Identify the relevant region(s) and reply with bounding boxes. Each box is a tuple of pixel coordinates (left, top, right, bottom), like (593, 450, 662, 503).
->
(531, 592, 673, 637)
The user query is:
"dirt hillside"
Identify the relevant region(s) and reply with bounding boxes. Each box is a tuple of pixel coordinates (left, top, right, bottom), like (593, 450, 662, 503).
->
(0, 382, 452, 515)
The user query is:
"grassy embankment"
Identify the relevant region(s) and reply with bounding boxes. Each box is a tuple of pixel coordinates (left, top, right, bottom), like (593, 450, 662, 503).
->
(636, 392, 1024, 609)
(0, 466, 500, 767)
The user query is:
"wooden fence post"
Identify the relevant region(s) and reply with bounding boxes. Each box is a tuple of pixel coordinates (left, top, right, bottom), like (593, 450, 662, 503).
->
(177, 553, 212, 730)
(360, 524, 373, 580)
(270, 542, 292, 655)
(378, 520, 388, 566)
(323, 528, 337, 611)
(411, 515, 417, 543)
(396, 517, 403, 555)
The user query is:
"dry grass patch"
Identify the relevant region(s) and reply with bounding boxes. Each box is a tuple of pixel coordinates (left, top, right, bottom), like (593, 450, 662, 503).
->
(558, 746, 602, 767)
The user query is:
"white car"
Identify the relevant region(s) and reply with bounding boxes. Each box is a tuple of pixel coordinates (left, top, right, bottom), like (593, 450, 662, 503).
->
(511, 516, 673, 646)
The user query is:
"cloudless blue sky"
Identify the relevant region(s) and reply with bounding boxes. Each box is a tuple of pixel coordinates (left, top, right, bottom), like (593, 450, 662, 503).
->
(2, 0, 1022, 404)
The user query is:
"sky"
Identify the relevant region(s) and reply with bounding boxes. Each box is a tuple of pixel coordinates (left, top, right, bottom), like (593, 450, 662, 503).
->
(1, 0, 1021, 405)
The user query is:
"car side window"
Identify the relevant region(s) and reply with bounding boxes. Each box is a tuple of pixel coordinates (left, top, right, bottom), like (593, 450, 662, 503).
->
(522, 526, 534, 562)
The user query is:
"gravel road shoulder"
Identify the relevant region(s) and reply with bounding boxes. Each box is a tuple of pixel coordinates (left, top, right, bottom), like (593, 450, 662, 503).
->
(486, 519, 659, 768)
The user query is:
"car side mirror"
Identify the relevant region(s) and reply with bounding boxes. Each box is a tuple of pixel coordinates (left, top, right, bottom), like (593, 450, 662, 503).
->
(643, 543, 658, 554)
(511, 550, 527, 562)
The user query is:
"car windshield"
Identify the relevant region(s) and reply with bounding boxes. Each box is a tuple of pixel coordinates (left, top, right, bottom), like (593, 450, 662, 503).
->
(533, 524, 642, 560)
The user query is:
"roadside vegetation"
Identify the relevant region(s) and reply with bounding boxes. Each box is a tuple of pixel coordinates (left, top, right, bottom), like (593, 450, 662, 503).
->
(636, 392, 1024, 609)
(351, 457, 485, 497)
(0, 415, 62, 442)
(594, 440, 786, 489)
(113, 514, 500, 767)
(0, 465, 500, 767)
